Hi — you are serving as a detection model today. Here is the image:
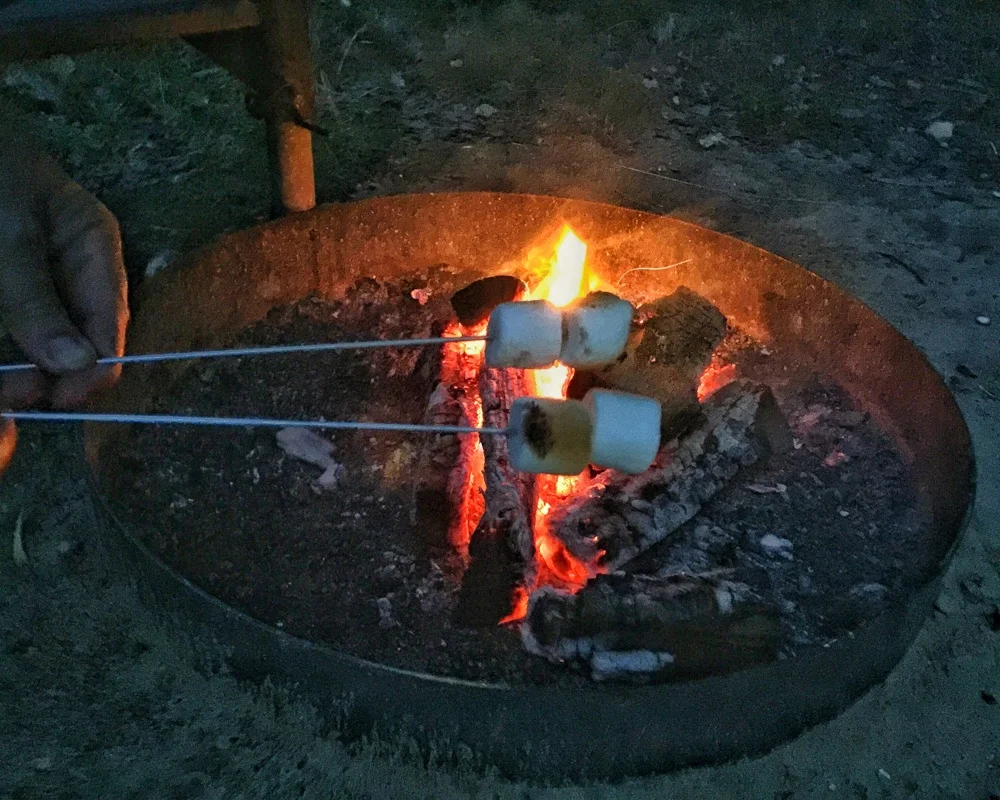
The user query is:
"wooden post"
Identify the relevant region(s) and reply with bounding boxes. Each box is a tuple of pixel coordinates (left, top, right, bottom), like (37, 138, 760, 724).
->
(258, 0, 316, 215)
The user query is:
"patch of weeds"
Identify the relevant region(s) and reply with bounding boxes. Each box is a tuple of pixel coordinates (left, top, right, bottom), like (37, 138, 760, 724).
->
(736, 83, 789, 142)
(559, 65, 654, 143)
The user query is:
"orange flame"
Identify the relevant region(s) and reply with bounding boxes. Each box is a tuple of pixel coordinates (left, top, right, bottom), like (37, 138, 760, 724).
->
(499, 225, 597, 623)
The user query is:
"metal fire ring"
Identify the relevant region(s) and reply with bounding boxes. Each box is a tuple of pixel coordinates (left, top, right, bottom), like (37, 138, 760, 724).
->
(81, 193, 975, 780)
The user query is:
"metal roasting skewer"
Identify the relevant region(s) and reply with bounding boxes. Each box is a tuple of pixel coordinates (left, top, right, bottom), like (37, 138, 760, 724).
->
(0, 335, 490, 374)
(0, 410, 509, 436)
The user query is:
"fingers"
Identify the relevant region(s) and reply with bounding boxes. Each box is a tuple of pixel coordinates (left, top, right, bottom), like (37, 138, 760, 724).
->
(47, 182, 129, 408)
(47, 181, 129, 359)
(0, 199, 97, 375)
(0, 418, 15, 475)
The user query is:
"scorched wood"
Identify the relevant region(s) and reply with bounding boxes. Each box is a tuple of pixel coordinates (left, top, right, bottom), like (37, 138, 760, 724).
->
(522, 572, 780, 681)
(550, 380, 792, 571)
(570, 287, 727, 439)
(454, 364, 537, 627)
(412, 320, 486, 554)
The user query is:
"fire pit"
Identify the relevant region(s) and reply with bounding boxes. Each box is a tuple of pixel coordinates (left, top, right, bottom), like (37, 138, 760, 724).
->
(83, 192, 974, 779)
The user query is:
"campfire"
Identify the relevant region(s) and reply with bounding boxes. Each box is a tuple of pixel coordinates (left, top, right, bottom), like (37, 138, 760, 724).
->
(412, 224, 795, 680)
(95, 192, 971, 774)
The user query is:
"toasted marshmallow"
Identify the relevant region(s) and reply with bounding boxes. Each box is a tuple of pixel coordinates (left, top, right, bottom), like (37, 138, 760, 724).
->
(485, 300, 562, 369)
(559, 291, 634, 368)
(508, 397, 593, 475)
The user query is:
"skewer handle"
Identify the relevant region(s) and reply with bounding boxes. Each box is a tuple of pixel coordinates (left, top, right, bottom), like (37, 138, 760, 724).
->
(0, 335, 489, 374)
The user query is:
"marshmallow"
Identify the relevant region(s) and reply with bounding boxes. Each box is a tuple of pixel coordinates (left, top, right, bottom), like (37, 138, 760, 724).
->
(559, 291, 635, 368)
(508, 397, 593, 475)
(584, 389, 661, 474)
(485, 300, 562, 369)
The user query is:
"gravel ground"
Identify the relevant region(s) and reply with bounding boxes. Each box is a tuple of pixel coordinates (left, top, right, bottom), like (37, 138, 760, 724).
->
(1, 1, 998, 797)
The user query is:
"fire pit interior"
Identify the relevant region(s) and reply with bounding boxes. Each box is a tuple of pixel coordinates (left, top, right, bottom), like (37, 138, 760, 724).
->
(85, 193, 973, 778)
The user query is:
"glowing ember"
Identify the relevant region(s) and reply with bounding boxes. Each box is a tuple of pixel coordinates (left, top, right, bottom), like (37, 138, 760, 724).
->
(697, 362, 737, 401)
(439, 320, 487, 553)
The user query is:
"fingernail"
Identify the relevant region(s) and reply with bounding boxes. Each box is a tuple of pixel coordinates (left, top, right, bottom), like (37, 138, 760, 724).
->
(45, 336, 95, 372)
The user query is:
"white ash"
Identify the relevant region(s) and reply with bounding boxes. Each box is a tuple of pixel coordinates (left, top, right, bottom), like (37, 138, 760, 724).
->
(590, 650, 676, 682)
(275, 428, 345, 488)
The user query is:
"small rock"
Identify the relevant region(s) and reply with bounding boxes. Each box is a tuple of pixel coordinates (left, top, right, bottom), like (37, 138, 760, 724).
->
(869, 75, 894, 89)
(376, 596, 397, 629)
(389, 72, 406, 89)
(698, 132, 725, 149)
(851, 582, 888, 603)
(642, 77, 659, 89)
(771, 54, 786, 67)
(906, 79, 923, 90)
(30, 757, 53, 772)
(759, 534, 794, 560)
(976, 315, 991, 326)
(878, 768, 891, 780)
(449, 58, 463, 68)
(144, 249, 177, 279)
(839, 108, 866, 120)
(925, 120, 954, 144)
(409, 288, 430, 305)
(474, 103, 497, 119)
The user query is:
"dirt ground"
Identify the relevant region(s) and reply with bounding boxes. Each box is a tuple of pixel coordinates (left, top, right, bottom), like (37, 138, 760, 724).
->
(1, 1, 998, 797)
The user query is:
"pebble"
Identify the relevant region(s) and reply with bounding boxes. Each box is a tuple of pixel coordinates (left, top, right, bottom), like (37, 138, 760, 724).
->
(976, 315, 991, 326)
(642, 77, 659, 89)
(376, 596, 397, 629)
(474, 103, 497, 119)
(30, 757, 53, 772)
(449, 58, 463, 68)
(851, 582, 889, 603)
(698, 132, 725, 149)
(925, 120, 954, 144)
(759, 534, 794, 559)
(144, 249, 177, 279)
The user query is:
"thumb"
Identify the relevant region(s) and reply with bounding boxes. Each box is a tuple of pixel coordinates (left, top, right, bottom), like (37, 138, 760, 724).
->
(0, 418, 15, 475)
(0, 210, 96, 375)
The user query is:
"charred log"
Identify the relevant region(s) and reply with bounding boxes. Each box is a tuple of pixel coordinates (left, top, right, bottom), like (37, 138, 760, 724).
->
(569, 287, 727, 439)
(450, 275, 526, 327)
(550, 380, 792, 571)
(412, 317, 488, 555)
(454, 364, 537, 627)
(523, 572, 780, 681)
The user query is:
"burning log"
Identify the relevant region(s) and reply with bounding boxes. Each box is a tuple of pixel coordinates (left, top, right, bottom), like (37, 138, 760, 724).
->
(412, 318, 486, 554)
(454, 364, 537, 627)
(412, 379, 483, 554)
(550, 380, 792, 571)
(568, 287, 727, 439)
(450, 275, 526, 327)
(523, 572, 780, 681)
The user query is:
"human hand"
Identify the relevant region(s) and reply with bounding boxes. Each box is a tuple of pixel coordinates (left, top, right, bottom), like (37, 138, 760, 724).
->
(0, 120, 129, 471)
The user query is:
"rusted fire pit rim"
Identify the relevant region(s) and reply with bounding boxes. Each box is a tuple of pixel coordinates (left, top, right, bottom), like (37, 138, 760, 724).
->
(82, 192, 976, 780)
